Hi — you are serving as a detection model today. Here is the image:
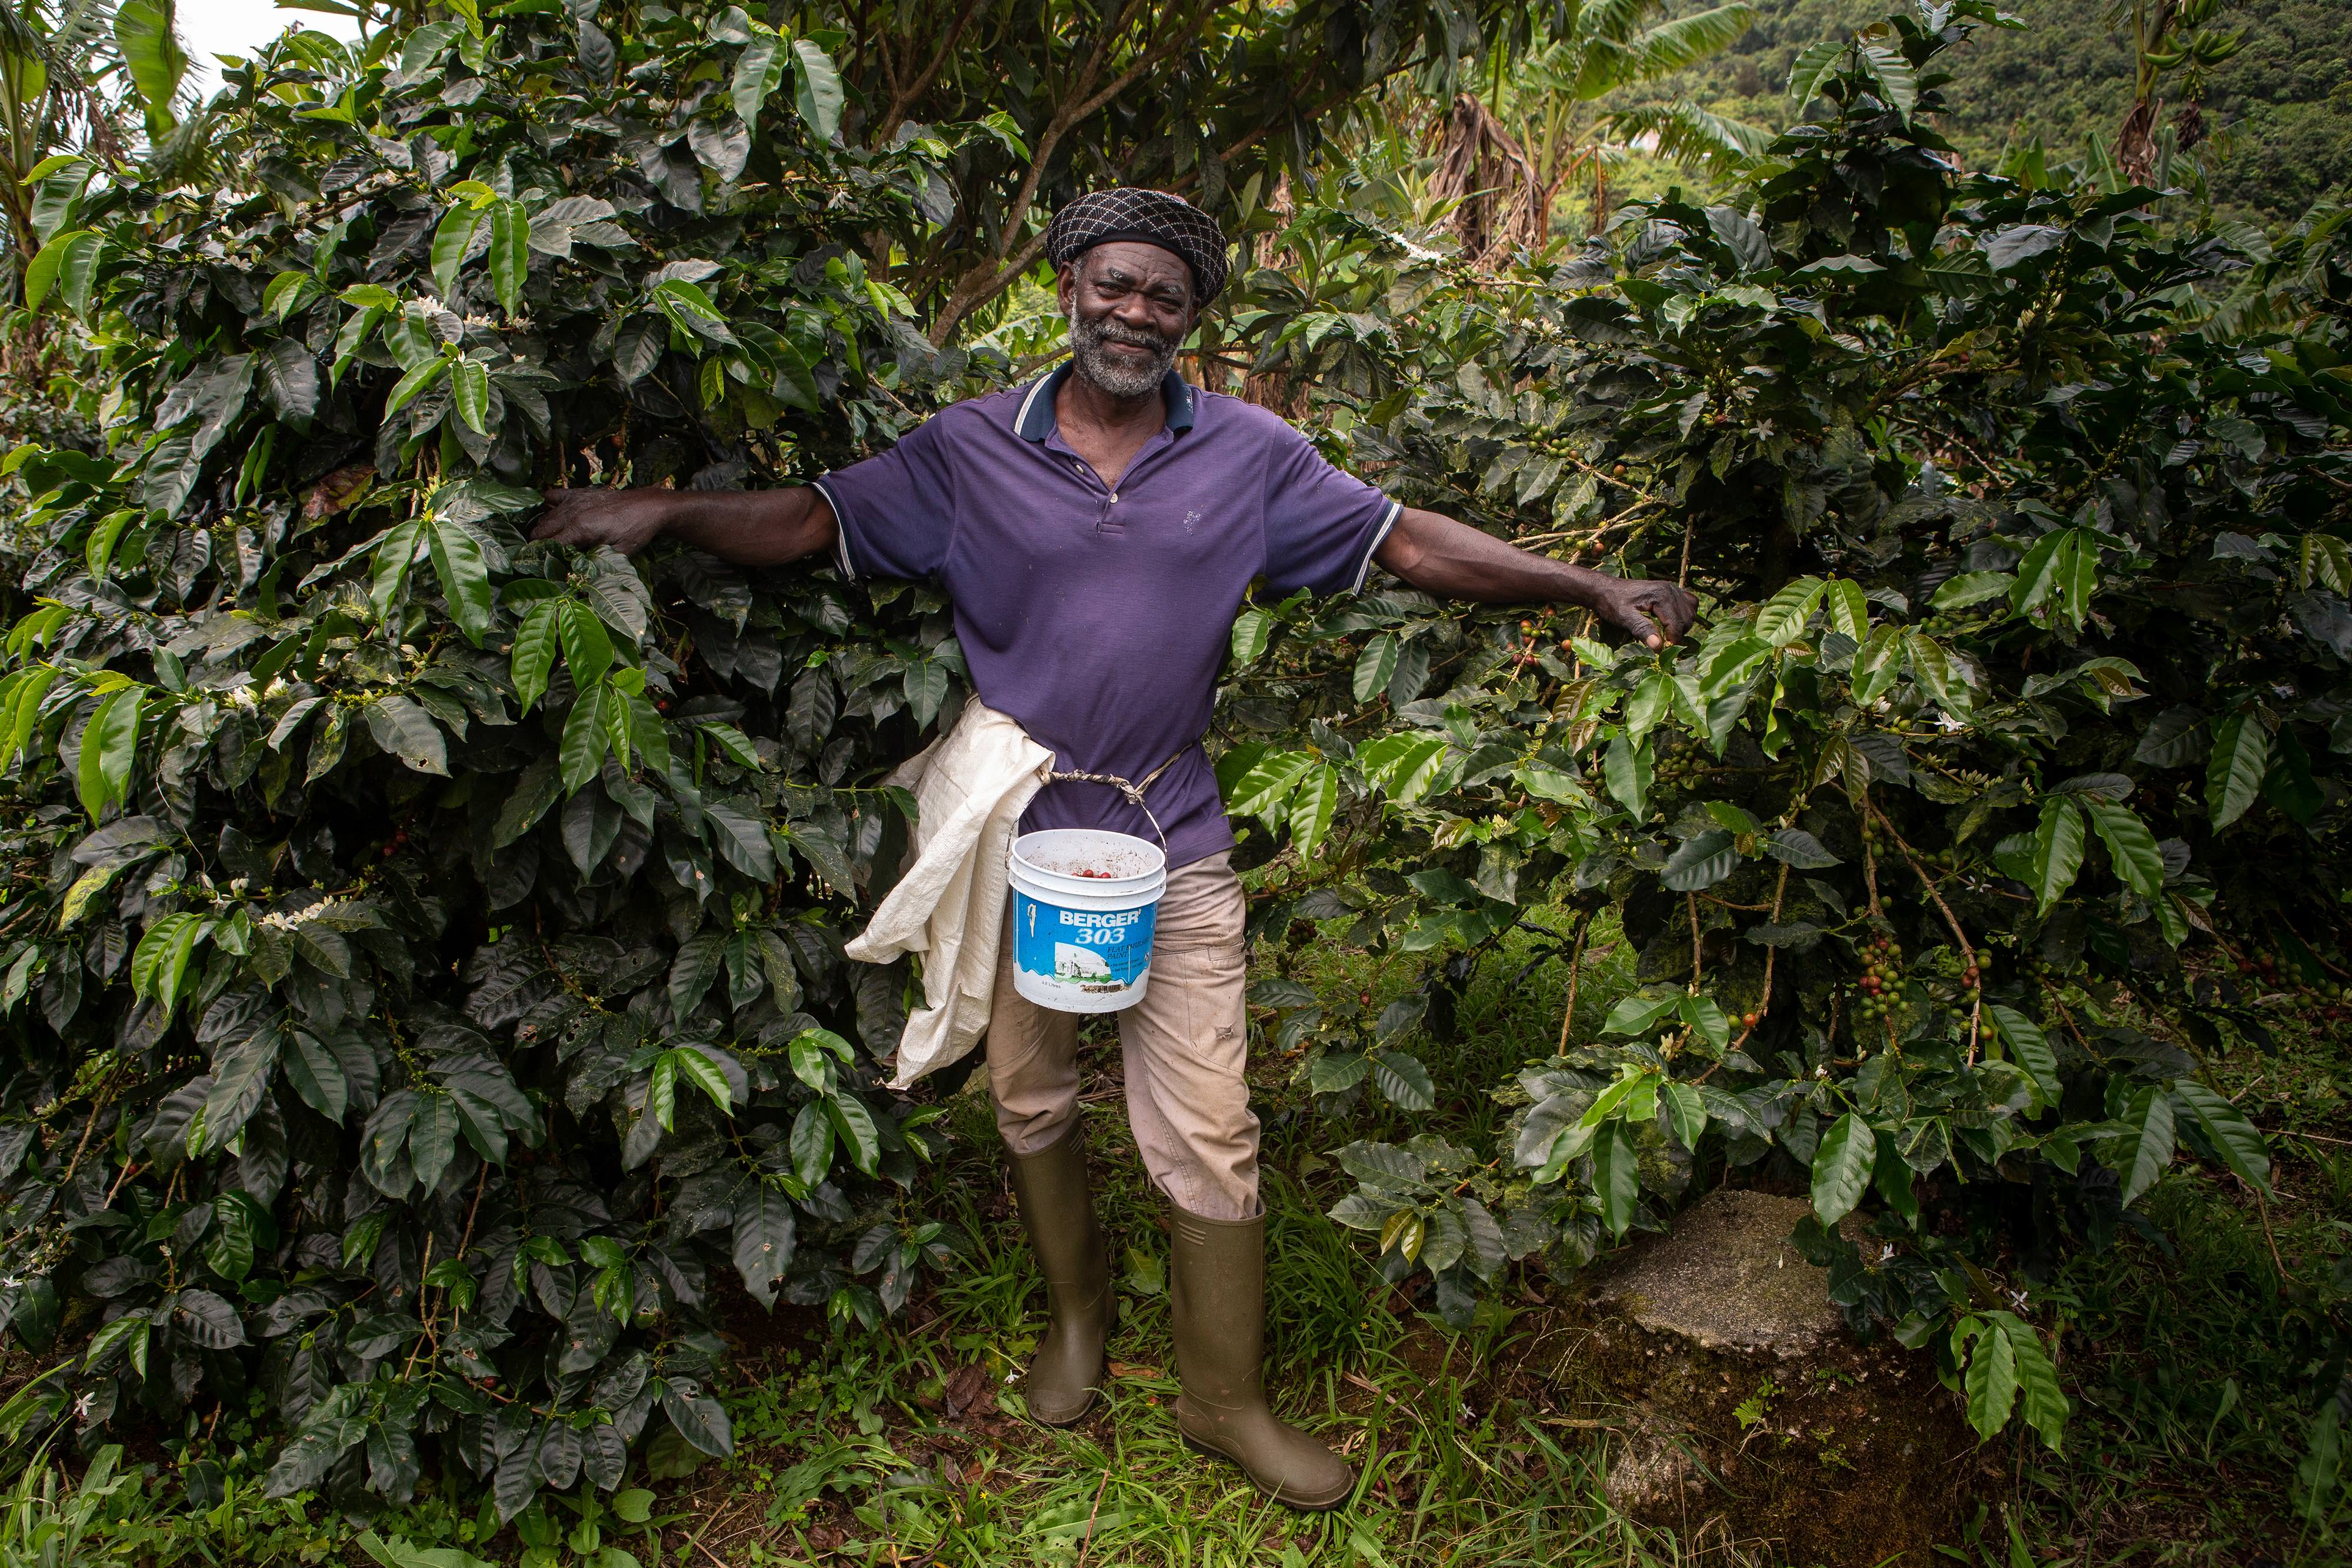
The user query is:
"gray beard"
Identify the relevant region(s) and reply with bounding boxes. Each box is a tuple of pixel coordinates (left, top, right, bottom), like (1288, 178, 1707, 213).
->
(1068, 312, 1177, 399)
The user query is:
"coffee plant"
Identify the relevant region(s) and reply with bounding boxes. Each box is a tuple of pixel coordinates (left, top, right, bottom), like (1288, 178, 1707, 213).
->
(1217, 2, 2341, 1450)
(0, 0, 1015, 1520)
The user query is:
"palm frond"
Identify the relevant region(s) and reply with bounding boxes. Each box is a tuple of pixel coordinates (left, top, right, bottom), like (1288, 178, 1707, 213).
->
(1517, 32, 1582, 95)
(140, 97, 215, 189)
(1584, 0, 1663, 47)
(0, 0, 119, 78)
(1569, 4, 1752, 100)
(1571, 35, 1638, 101)
(1629, 5, 1757, 79)
(0, 0, 131, 174)
(0, 2, 45, 57)
(1601, 98, 1770, 170)
(48, 0, 121, 59)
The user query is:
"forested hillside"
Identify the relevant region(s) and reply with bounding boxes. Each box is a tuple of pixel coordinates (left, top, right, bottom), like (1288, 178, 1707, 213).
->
(1646, 0, 2350, 218)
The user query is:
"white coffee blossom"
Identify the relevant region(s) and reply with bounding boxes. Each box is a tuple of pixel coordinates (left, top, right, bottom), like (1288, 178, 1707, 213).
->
(260, 895, 336, 930)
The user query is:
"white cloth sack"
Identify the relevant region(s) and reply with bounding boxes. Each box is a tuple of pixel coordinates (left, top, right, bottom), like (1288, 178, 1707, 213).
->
(845, 700, 1053, 1089)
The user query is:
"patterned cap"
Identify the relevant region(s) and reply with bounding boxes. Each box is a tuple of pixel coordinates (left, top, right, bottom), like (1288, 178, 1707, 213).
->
(1045, 188, 1230, 302)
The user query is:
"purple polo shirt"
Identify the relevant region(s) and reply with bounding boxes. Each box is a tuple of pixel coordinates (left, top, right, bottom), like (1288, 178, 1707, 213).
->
(814, 365, 1399, 868)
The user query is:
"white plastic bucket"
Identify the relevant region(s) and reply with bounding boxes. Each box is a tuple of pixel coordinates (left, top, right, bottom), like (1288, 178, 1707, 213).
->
(1008, 828, 1168, 1013)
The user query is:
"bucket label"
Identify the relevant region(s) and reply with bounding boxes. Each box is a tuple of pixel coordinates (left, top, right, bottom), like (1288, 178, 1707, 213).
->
(1013, 892, 1158, 991)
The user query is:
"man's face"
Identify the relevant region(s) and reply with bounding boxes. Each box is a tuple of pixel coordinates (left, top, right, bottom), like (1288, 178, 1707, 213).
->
(1057, 241, 1196, 400)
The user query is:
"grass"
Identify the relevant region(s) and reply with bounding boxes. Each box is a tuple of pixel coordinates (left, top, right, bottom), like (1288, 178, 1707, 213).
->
(1, 912, 2343, 1567)
(690, 1162, 1711, 1568)
(681, 937, 1710, 1567)
(2003, 1147, 2352, 1564)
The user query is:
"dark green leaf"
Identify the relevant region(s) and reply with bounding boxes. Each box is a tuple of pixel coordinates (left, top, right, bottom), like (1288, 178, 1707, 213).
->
(790, 39, 846, 141)
(285, 1027, 350, 1123)
(826, 1094, 881, 1175)
(790, 1099, 834, 1185)
(430, 205, 482, 299)
(1985, 1004, 2059, 1109)
(560, 600, 614, 688)
(731, 1185, 797, 1308)
(2029, 795, 2084, 913)
(1353, 634, 1398, 703)
(408, 1093, 460, 1195)
(173, 1288, 247, 1350)
(1761, 828, 1839, 869)
(1592, 1119, 1640, 1235)
(2119, 1086, 2174, 1207)
(661, 1386, 733, 1458)
(2132, 706, 2206, 768)
(705, 800, 779, 879)
(429, 517, 495, 644)
(511, 601, 560, 714)
(365, 696, 448, 776)
(2083, 798, 2164, 898)
(488, 200, 529, 315)
(733, 35, 787, 126)
(1368, 1049, 1435, 1111)
(194, 1021, 283, 1157)
(2171, 1080, 2271, 1194)
(560, 687, 612, 794)
(1960, 1315, 2017, 1439)
(1810, 1111, 1875, 1226)
(1662, 830, 1739, 891)
(2206, 714, 2268, 830)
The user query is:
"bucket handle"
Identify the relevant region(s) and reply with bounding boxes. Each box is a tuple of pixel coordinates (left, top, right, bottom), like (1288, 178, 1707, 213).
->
(1043, 742, 1189, 856)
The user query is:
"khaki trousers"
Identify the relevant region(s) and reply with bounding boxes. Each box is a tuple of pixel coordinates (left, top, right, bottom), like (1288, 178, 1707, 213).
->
(986, 851, 1258, 1219)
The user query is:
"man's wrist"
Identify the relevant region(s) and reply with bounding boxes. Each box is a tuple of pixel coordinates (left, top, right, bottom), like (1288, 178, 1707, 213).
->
(1549, 560, 1613, 610)
(654, 489, 718, 536)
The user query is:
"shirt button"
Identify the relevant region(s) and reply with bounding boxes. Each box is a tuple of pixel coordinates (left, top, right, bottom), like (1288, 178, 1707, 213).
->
(1108, 492, 1118, 503)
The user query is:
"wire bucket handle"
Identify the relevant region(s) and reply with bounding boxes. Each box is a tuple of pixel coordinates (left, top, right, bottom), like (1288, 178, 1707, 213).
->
(1041, 741, 1191, 857)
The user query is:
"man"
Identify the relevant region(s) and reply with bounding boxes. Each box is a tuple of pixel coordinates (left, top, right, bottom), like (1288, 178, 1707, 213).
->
(536, 189, 1694, 1509)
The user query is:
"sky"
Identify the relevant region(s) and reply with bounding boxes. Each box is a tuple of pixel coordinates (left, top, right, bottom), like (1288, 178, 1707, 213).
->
(181, 1, 364, 95)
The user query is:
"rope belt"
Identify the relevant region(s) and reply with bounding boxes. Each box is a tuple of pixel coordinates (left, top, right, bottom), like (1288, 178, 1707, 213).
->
(1043, 743, 1191, 852)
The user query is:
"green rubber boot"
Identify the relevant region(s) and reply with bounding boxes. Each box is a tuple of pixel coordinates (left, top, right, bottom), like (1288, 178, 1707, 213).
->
(1006, 1124, 1114, 1426)
(1169, 1203, 1354, 1510)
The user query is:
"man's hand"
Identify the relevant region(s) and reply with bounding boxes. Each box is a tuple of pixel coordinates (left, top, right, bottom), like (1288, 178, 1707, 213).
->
(1592, 575, 1698, 651)
(532, 487, 681, 556)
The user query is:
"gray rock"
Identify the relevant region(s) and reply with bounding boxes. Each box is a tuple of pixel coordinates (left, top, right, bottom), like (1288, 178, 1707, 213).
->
(1590, 1188, 1844, 1356)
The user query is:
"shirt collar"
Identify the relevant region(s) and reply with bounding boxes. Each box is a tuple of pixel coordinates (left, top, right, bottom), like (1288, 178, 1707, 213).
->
(1015, 362, 1197, 443)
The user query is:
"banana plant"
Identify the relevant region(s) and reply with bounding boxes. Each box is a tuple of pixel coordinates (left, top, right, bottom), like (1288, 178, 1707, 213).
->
(1409, 0, 1770, 255)
(0, 0, 186, 277)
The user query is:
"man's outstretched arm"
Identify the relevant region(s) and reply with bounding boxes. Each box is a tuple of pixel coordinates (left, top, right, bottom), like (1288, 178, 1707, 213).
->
(1374, 506, 1697, 650)
(532, 486, 838, 566)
